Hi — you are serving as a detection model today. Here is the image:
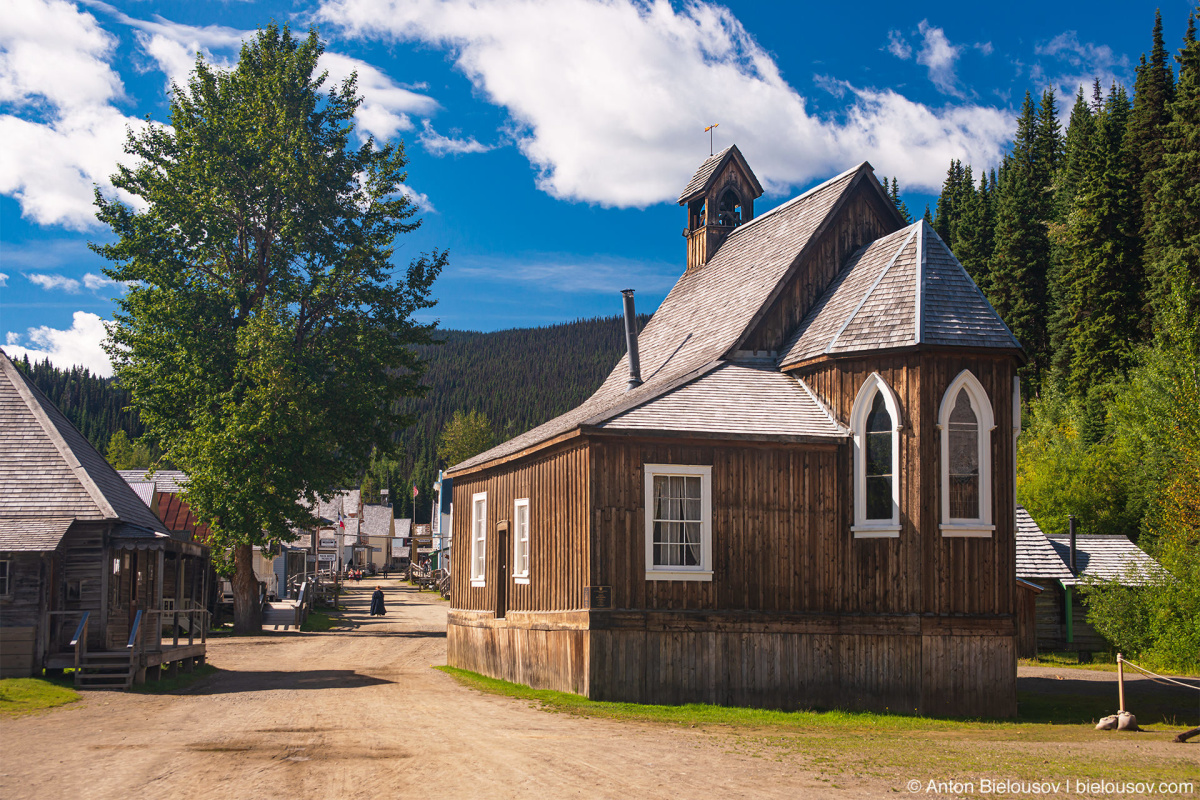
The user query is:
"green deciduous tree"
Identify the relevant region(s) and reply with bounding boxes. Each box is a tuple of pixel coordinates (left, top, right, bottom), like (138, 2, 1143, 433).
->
(95, 25, 444, 633)
(105, 429, 153, 470)
(437, 409, 496, 470)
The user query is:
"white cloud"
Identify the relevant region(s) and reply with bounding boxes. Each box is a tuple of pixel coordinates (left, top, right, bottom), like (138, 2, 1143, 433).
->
(2, 311, 113, 377)
(83, 272, 120, 291)
(886, 30, 911, 60)
(975, 42, 994, 56)
(26, 272, 82, 292)
(396, 183, 436, 213)
(0, 273, 7, 287)
(0, 0, 146, 229)
(320, 52, 440, 141)
(317, 0, 1013, 200)
(419, 119, 493, 156)
(916, 20, 964, 98)
(1034, 31, 1130, 98)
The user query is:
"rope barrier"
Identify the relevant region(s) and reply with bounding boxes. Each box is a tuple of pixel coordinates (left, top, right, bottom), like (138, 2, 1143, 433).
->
(1119, 656, 1200, 692)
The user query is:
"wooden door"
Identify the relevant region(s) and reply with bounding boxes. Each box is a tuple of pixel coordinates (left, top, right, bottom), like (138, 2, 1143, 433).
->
(496, 520, 510, 619)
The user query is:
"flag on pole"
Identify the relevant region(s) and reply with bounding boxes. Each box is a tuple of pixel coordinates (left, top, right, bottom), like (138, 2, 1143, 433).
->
(338, 512, 345, 529)
(412, 484, 419, 498)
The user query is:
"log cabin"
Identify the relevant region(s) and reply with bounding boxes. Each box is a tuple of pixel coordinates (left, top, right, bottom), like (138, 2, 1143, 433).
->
(444, 148, 1025, 717)
(0, 353, 210, 688)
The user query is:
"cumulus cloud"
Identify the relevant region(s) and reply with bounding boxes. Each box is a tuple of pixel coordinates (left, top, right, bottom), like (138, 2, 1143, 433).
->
(0, 273, 8, 287)
(317, 0, 1012, 201)
(396, 183, 436, 212)
(321, 52, 440, 141)
(0, 0, 146, 229)
(2, 311, 113, 376)
(916, 20, 964, 98)
(419, 119, 493, 156)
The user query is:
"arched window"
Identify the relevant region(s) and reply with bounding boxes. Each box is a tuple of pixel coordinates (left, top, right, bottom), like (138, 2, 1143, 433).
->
(716, 189, 743, 227)
(938, 370, 995, 537)
(851, 373, 901, 537)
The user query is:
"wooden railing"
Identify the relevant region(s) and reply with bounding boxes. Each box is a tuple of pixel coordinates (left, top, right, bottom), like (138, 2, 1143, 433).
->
(70, 612, 90, 670)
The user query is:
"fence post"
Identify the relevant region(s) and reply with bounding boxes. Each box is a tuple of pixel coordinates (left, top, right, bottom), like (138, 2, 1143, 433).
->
(1117, 652, 1126, 713)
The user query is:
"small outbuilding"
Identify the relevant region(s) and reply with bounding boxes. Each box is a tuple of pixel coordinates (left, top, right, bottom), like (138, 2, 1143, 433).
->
(0, 354, 210, 687)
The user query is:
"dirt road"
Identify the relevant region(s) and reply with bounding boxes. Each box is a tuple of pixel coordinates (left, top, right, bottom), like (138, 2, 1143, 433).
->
(0, 581, 881, 799)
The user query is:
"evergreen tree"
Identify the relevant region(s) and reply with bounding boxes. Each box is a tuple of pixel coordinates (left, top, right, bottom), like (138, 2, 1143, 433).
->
(953, 171, 993, 288)
(889, 177, 911, 223)
(988, 92, 1055, 393)
(1059, 85, 1141, 422)
(922, 204, 933, 225)
(934, 160, 965, 241)
(1128, 9, 1179, 325)
(1143, 10, 1200, 324)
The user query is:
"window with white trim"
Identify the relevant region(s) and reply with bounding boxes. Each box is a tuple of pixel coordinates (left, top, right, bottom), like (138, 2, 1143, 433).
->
(513, 498, 530, 583)
(0, 560, 10, 596)
(851, 374, 902, 537)
(470, 492, 487, 586)
(644, 464, 713, 581)
(939, 370, 995, 537)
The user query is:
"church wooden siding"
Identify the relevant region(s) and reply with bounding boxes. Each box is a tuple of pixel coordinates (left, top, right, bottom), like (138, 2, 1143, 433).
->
(447, 441, 592, 692)
(740, 182, 900, 354)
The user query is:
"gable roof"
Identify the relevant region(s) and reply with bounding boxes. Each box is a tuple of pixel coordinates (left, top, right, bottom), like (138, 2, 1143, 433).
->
(779, 221, 1022, 366)
(1015, 506, 1075, 582)
(1046, 534, 1172, 587)
(362, 504, 394, 538)
(677, 145, 764, 205)
(599, 362, 847, 440)
(449, 164, 872, 474)
(0, 353, 170, 540)
(118, 469, 189, 494)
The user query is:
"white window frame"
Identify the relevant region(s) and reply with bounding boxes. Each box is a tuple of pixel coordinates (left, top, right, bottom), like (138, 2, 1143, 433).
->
(470, 491, 487, 587)
(938, 370, 995, 537)
(851, 373, 902, 538)
(512, 498, 530, 584)
(643, 464, 713, 581)
(0, 559, 10, 597)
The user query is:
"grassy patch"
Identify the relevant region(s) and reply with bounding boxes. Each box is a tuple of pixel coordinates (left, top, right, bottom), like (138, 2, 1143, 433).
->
(434, 666, 1200, 787)
(300, 610, 341, 632)
(131, 663, 219, 694)
(0, 678, 81, 716)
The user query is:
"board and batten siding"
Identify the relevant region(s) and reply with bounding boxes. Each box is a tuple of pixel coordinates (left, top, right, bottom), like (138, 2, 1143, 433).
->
(447, 441, 592, 693)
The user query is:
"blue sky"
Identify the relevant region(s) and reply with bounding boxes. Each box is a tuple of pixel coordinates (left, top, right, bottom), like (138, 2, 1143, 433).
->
(0, 0, 1188, 376)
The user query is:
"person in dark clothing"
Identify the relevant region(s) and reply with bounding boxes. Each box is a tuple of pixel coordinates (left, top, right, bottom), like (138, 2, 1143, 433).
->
(370, 586, 386, 617)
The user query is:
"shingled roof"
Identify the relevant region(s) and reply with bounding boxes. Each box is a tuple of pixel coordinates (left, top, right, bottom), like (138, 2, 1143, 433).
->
(0, 353, 171, 546)
(1046, 534, 1171, 587)
(676, 145, 764, 205)
(779, 221, 1022, 366)
(449, 163, 870, 474)
(600, 362, 847, 440)
(1015, 506, 1075, 583)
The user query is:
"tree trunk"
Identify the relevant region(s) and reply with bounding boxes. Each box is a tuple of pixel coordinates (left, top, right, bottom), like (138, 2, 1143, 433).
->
(1175, 727, 1200, 743)
(232, 544, 261, 634)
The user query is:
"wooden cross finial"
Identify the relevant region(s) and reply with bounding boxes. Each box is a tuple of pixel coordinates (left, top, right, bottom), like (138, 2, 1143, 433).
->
(704, 123, 719, 156)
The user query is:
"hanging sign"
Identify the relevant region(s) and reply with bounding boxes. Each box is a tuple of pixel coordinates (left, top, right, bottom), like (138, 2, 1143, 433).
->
(319, 537, 337, 549)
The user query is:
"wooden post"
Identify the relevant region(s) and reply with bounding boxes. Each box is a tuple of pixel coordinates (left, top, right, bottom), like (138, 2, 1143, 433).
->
(1117, 652, 1125, 713)
(174, 553, 183, 647)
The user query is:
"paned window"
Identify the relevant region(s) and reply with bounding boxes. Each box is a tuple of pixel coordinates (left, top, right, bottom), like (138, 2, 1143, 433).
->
(939, 371, 995, 537)
(851, 373, 901, 537)
(513, 498, 530, 582)
(470, 492, 487, 585)
(0, 560, 9, 596)
(643, 464, 712, 581)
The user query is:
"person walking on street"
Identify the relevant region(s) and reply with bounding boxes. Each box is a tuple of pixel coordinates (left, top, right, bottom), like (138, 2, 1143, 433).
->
(370, 586, 386, 617)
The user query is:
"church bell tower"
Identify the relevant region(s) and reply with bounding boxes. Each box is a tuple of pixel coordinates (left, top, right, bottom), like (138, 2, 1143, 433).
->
(677, 144, 764, 272)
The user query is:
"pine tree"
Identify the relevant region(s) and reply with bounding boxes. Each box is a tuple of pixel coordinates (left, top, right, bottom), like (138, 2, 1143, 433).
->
(922, 205, 933, 225)
(889, 177, 911, 223)
(1128, 9, 1179, 326)
(954, 171, 993, 288)
(1060, 85, 1142, 411)
(989, 93, 1055, 393)
(1143, 11, 1200, 325)
(934, 160, 965, 241)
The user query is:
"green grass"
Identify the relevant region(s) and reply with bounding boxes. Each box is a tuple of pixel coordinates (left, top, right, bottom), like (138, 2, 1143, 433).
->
(300, 610, 341, 632)
(434, 666, 1200, 787)
(130, 663, 219, 694)
(0, 678, 81, 716)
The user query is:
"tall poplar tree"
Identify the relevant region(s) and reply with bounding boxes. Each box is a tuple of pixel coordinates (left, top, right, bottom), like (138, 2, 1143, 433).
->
(95, 25, 445, 632)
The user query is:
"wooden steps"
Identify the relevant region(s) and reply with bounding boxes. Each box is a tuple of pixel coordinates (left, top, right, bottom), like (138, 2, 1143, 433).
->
(262, 600, 301, 630)
(75, 651, 133, 690)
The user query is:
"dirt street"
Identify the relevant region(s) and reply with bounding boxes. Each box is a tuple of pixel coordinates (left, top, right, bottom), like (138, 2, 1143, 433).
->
(0, 581, 886, 799)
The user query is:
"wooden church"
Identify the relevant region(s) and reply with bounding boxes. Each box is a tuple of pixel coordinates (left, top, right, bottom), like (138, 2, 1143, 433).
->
(444, 147, 1023, 717)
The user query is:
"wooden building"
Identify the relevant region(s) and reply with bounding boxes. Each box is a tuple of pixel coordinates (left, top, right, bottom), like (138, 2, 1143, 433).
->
(0, 354, 210, 687)
(444, 150, 1025, 717)
(1015, 507, 1169, 653)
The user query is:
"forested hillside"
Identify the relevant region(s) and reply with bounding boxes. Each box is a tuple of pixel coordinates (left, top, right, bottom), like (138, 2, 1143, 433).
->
(12, 355, 142, 451)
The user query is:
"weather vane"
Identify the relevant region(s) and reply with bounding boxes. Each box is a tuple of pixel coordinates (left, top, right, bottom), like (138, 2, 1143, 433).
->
(705, 123, 719, 156)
